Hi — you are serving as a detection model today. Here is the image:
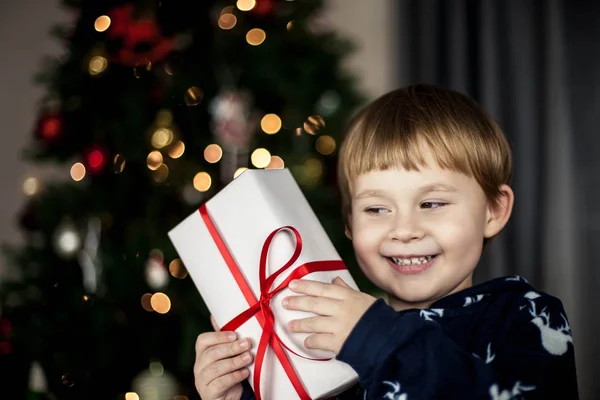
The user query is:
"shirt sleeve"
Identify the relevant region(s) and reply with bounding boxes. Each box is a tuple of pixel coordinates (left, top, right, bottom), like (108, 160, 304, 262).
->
(240, 379, 256, 400)
(336, 296, 579, 400)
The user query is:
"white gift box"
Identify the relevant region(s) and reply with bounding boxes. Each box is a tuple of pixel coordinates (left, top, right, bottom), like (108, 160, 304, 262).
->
(168, 169, 359, 400)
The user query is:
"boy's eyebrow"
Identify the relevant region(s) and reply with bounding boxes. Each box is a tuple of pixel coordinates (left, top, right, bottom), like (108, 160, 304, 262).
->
(354, 189, 388, 199)
(418, 183, 458, 193)
(354, 183, 458, 199)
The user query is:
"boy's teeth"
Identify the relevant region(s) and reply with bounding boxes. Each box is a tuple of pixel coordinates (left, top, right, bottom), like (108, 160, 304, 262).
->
(391, 255, 434, 266)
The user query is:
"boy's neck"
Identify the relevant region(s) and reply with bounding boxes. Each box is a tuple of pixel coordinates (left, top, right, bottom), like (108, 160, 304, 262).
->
(387, 274, 474, 312)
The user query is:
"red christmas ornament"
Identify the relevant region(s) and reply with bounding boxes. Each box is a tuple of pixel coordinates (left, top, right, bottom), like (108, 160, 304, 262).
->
(0, 317, 13, 355)
(85, 147, 108, 174)
(35, 112, 62, 141)
(253, 0, 274, 16)
(106, 3, 175, 66)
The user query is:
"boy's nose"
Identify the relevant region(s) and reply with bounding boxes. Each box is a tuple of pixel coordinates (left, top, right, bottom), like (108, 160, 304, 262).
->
(387, 215, 424, 242)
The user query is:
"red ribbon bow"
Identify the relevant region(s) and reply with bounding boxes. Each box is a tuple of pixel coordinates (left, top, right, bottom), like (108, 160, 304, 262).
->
(199, 205, 347, 400)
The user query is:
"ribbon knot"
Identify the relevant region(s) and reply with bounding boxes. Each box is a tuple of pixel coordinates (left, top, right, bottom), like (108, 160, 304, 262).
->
(199, 205, 347, 400)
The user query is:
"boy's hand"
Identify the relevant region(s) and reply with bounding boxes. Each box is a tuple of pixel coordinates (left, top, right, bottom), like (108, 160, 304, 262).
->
(282, 277, 377, 355)
(194, 316, 253, 400)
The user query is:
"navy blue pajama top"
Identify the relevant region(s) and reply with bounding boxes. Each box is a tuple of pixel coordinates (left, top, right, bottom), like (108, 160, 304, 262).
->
(241, 276, 578, 399)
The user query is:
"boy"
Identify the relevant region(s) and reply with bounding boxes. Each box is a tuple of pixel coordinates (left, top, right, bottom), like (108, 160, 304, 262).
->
(193, 84, 578, 399)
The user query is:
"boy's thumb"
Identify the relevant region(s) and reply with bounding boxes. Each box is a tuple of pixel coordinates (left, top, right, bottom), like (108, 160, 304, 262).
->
(332, 276, 351, 288)
(210, 315, 220, 332)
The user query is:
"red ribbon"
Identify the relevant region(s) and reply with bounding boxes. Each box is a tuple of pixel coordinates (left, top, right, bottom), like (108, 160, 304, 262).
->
(199, 205, 347, 400)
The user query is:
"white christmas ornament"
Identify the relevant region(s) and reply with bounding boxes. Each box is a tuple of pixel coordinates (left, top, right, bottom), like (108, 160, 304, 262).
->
(131, 362, 177, 400)
(145, 258, 169, 290)
(53, 219, 81, 258)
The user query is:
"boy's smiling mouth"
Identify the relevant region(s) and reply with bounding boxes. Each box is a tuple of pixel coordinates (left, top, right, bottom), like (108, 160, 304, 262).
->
(387, 254, 438, 266)
(384, 254, 439, 275)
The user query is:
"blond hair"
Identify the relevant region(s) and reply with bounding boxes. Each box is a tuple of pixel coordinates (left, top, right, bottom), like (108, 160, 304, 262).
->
(338, 84, 512, 227)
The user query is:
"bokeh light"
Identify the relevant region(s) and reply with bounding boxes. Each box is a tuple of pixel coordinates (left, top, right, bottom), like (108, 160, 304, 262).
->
(218, 13, 237, 30)
(113, 154, 126, 173)
(169, 259, 188, 279)
(193, 172, 211, 192)
(251, 148, 271, 168)
(133, 59, 152, 78)
(184, 87, 203, 106)
(152, 163, 169, 183)
(204, 144, 223, 163)
(261, 113, 282, 134)
(303, 115, 325, 135)
(70, 162, 86, 181)
(150, 292, 171, 314)
(125, 392, 139, 400)
(168, 141, 185, 159)
(287, 21, 294, 31)
(23, 177, 40, 196)
(88, 56, 108, 75)
(316, 135, 336, 155)
(94, 16, 111, 32)
(266, 155, 285, 169)
(246, 28, 266, 46)
(234, 167, 248, 179)
(151, 128, 173, 149)
(147, 151, 163, 170)
(141, 294, 153, 312)
(237, 0, 256, 11)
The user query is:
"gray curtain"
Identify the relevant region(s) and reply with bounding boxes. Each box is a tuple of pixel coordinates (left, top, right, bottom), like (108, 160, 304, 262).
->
(397, 1, 598, 398)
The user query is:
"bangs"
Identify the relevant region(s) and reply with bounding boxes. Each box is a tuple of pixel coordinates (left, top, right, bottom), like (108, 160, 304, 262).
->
(340, 107, 474, 194)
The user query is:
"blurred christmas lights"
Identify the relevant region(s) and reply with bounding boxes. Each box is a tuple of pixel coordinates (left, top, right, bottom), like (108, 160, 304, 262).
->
(260, 113, 281, 134)
(150, 293, 171, 314)
(251, 148, 271, 168)
(167, 141, 185, 158)
(303, 115, 325, 135)
(316, 135, 336, 155)
(184, 87, 203, 106)
(265, 155, 284, 169)
(204, 144, 223, 163)
(193, 172, 211, 192)
(237, 0, 256, 11)
(246, 28, 266, 46)
(88, 56, 108, 75)
(94, 16, 111, 32)
(152, 164, 169, 183)
(218, 13, 237, 30)
(70, 163, 86, 181)
(23, 177, 40, 196)
(234, 167, 248, 179)
(147, 151, 163, 170)
(169, 259, 188, 279)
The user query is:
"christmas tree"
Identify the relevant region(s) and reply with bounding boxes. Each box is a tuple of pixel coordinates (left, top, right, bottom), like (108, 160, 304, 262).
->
(1, 0, 365, 399)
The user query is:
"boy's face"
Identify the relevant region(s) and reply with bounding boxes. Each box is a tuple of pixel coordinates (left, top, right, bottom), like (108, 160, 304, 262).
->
(349, 154, 510, 311)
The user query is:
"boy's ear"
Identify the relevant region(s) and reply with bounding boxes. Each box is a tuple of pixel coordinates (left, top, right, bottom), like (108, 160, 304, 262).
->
(344, 225, 352, 240)
(484, 184, 514, 238)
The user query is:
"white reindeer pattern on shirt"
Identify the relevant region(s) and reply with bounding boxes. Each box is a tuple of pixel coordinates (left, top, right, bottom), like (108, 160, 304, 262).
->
(383, 380, 408, 400)
(489, 381, 536, 400)
(419, 308, 444, 321)
(527, 297, 573, 356)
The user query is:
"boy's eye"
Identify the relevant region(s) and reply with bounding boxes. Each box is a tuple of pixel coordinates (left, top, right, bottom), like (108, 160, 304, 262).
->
(421, 201, 447, 209)
(365, 207, 389, 214)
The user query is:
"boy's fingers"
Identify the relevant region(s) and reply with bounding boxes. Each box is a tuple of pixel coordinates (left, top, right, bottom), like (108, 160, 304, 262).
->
(210, 315, 220, 332)
(195, 331, 237, 356)
(332, 276, 352, 289)
(288, 316, 331, 333)
(283, 294, 339, 315)
(203, 338, 252, 365)
(304, 332, 335, 352)
(203, 351, 253, 385)
(208, 368, 250, 397)
(289, 279, 346, 299)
